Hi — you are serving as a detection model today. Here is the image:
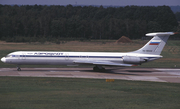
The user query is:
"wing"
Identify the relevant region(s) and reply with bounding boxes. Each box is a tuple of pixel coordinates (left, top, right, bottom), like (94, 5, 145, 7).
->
(73, 60, 135, 67)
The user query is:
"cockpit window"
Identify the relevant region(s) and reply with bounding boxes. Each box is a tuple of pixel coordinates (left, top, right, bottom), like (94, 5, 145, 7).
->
(6, 55, 12, 58)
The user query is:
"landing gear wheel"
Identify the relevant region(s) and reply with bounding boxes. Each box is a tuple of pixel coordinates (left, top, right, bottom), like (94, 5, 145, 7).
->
(93, 66, 105, 72)
(93, 66, 98, 71)
(17, 67, 21, 71)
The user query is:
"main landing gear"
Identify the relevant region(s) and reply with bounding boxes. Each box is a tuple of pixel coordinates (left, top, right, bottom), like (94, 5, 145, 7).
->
(93, 65, 105, 72)
(17, 66, 21, 71)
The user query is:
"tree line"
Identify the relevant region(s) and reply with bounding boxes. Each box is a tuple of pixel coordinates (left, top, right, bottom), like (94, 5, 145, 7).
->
(0, 5, 179, 42)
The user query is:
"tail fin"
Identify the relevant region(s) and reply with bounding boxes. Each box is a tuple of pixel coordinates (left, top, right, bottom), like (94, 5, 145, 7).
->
(131, 32, 175, 55)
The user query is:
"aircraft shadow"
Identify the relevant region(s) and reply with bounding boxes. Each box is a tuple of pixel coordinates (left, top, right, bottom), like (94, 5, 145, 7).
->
(125, 70, 152, 73)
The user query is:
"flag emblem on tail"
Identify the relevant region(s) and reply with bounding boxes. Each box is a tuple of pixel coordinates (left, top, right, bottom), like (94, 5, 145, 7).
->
(149, 40, 161, 45)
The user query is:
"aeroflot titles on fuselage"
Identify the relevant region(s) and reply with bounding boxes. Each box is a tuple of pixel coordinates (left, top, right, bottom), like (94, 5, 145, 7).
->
(34, 52, 64, 56)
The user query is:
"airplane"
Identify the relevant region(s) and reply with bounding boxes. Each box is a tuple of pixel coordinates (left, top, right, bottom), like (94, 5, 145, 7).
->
(1, 32, 176, 71)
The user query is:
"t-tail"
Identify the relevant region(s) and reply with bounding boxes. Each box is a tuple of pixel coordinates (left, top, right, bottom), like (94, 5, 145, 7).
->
(131, 32, 175, 55)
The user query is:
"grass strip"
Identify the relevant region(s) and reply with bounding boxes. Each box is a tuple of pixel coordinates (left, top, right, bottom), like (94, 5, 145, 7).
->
(0, 77, 180, 109)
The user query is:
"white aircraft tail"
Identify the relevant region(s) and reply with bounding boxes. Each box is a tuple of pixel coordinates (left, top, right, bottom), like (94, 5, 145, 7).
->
(131, 32, 175, 55)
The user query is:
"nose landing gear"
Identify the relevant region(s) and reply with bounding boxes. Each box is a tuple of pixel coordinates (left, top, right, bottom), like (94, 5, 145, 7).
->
(17, 66, 21, 71)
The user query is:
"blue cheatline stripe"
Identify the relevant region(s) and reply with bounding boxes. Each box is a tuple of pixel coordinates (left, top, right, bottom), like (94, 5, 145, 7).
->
(15, 55, 122, 58)
(12, 55, 159, 59)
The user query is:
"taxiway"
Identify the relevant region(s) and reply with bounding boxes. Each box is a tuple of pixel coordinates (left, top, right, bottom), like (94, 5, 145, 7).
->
(0, 67, 180, 83)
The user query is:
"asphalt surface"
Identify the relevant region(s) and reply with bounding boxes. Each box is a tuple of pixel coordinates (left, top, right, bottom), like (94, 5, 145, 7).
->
(0, 67, 180, 83)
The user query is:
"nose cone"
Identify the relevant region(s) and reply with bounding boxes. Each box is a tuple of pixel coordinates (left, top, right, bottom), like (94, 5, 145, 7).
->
(1, 57, 6, 63)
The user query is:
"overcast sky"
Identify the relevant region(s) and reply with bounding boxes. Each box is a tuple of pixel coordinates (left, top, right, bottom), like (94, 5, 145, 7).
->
(1, 0, 180, 6)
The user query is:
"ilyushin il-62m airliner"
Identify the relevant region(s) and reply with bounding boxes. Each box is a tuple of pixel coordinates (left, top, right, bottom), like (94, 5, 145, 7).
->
(1, 32, 176, 71)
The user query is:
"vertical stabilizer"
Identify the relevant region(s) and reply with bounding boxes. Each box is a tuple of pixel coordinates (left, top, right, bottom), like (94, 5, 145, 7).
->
(131, 32, 175, 55)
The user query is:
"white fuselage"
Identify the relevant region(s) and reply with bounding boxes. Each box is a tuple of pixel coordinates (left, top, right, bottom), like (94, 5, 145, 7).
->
(1, 51, 161, 66)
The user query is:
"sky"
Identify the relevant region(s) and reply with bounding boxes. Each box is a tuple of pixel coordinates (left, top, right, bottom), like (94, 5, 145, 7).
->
(0, 0, 180, 6)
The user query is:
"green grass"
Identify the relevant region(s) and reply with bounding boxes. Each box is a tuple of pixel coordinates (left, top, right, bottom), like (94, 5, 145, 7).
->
(0, 77, 180, 109)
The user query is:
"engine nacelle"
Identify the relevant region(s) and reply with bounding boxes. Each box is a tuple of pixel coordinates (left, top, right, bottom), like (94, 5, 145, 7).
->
(123, 56, 146, 64)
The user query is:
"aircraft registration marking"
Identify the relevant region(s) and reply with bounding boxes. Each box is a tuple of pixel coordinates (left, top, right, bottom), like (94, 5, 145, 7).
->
(143, 50, 152, 52)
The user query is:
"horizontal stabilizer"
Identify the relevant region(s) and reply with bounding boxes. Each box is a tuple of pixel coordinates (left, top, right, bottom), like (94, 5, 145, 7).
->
(146, 32, 174, 37)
